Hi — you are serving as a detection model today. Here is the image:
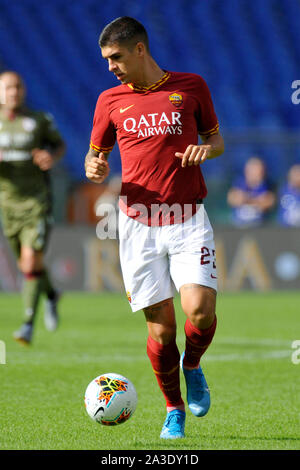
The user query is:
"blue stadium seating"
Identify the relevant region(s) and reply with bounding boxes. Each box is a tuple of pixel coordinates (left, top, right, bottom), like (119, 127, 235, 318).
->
(0, 0, 299, 183)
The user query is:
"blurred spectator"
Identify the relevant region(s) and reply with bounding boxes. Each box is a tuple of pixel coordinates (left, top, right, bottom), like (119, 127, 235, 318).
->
(278, 164, 300, 227)
(227, 156, 276, 227)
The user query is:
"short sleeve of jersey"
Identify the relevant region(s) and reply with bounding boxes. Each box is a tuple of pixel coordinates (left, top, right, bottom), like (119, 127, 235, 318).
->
(193, 76, 219, 138)
(41, 112, 64, 148)
(90, 91, 116, 153)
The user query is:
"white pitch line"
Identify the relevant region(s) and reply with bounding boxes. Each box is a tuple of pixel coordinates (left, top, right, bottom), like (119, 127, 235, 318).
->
(175, 335, 291, 347)
(216, 337, 291, 347)
(5, 335, 293, 365)
(6, 349, 292, 365)
(204, 350, 292, 362)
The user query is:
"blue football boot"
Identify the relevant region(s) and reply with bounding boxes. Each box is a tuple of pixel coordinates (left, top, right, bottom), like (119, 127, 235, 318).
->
(160, 409, 186, 439)
(180, 352, 210, 417)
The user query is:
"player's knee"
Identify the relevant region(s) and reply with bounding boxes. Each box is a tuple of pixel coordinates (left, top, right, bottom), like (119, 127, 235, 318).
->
(18, 258, 31, 274)
(19, 263, 36, 276)
(146, 322, 176, 345)
(181, 286, 216, 320)
(156, 324, 176, 345)
(188, 306, 213, 326)
(181, 289, 216, 326)
(19, 256, 43, 275)
(144, 298, 176, 344)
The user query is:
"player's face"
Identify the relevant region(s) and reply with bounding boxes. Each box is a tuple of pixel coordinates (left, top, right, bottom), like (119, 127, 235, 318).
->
(245, 159, 265, 186)
(0, 73, 26, 111)
(289, 165, 300, 189)
(101, 43, 143, 84)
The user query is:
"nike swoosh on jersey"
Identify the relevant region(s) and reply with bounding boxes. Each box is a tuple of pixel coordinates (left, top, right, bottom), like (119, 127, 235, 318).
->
(120, 105, 135, 113)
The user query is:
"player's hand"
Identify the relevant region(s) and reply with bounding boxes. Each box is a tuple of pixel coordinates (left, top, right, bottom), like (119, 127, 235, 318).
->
(32, 149, 55, 171)
(85, 152, 110, 183)
(175, 144, 212, 167)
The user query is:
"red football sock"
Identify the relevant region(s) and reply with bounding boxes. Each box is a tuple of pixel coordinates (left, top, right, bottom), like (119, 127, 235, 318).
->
(147, 335, 184, 411)
(183, 315, 217, 369)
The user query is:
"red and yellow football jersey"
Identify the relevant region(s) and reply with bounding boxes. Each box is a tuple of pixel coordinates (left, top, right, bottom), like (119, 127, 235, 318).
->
(90, 71, 219, 225)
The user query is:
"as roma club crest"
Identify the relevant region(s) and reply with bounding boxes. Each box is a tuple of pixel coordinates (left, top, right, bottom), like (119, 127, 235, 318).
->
(169, 92, 183, 107)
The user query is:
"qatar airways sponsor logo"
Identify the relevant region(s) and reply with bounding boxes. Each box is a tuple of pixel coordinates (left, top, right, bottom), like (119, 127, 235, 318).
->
(123, 111, 183, 138)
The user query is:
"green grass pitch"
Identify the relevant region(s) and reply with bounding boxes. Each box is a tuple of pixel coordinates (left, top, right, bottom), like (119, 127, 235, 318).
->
(0, 291, 299, 450)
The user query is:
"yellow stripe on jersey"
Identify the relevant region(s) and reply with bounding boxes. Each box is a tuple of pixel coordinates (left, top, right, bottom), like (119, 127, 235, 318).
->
(200, 123, 220, 137)
(90, 141, 114, 153)
(127, 71, 171, 92)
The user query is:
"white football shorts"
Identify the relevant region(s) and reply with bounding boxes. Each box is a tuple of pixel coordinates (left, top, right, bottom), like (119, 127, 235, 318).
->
(118, 205, 218, 312)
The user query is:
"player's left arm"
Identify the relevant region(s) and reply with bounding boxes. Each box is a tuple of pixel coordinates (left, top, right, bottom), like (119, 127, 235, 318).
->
(175, 132, 224, 168)
(32, 143, 65, 171)
(176, 75, 225, 167)
(32, 113, 66, 171)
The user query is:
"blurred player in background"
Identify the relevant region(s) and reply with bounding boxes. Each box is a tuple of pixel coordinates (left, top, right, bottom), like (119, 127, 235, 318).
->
(278, 163, 300, 227)
(85, 17, 224, 439)
(227, 156, 275, 227)
(0, 71, 65, 344)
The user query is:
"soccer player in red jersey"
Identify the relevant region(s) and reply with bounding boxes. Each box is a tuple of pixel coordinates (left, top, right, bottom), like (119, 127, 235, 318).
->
(85, 17, 224, 439)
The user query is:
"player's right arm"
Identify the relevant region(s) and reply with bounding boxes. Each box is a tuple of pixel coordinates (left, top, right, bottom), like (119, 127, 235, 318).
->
(86, 91, 115, 183)
(85, 147, 110, 184)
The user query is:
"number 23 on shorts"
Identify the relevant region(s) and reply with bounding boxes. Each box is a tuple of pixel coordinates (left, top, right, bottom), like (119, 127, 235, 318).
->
(200, 246, 217, 279)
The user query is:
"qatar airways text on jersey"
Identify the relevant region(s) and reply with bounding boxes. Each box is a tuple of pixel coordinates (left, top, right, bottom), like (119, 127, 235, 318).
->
(122, 111, 183, 138)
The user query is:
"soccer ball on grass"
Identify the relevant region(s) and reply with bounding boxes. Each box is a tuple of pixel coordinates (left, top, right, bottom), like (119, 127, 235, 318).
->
(84, 373, 137, 425)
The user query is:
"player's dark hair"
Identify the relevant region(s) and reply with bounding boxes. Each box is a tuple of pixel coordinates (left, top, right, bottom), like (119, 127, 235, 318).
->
(0, 70, 23, 81)
(99, 17, 149, 51)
